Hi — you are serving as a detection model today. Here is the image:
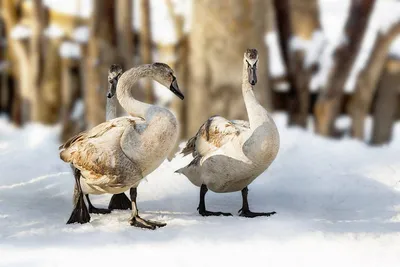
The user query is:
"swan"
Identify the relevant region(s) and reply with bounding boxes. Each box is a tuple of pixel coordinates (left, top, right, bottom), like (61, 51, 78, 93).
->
(82, 66, 132, 214)
(176, 49, 279, 217)
(60, 63, 184, 229)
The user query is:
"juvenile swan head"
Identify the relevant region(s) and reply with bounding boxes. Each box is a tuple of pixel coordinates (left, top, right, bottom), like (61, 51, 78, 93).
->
(152, 62, 184, 100)
(244, 49, 259, 86)
(107, 64, 123, 98)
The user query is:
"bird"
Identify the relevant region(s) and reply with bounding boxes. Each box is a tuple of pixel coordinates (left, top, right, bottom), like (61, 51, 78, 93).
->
(176, 49, 279, 218)
(60, 63, 184, 229)
(82, 65, 132, 215)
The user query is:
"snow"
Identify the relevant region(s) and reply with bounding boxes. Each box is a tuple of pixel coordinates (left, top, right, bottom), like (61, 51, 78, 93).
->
(43, 0, 92, 18)
(1, 114, 400, 266)
(44, 24, 65, 39)
(266, 32, 286, 77)
(10, 24, 31, 40)
(313, 0, 400, 93)
(290, 31, 326, 69)
(72, 26, 89, 43)
(59, 41, 81, 59)
(71, 99, 84, 120)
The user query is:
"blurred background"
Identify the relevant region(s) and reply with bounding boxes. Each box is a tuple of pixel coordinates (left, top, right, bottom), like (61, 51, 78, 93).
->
(0, 0, 400, 145)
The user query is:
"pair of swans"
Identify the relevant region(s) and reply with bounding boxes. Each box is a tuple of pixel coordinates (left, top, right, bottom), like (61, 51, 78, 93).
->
(59, 49, 279, 229)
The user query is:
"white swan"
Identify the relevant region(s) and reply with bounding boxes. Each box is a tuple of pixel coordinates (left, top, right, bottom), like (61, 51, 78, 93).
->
(60, 63, 184, 229)
(82, 66, 132, 215)
(176, 49, 279, 217)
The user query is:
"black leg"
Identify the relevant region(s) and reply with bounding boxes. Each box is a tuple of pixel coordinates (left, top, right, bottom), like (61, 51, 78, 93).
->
(197, 184, 232, 216)
(67, 166, 91, 224)
(128, 188, 166, 229)
(108, 193, 132, 210)
(238, 187, 276, 218)
(86, 194, 111, 214)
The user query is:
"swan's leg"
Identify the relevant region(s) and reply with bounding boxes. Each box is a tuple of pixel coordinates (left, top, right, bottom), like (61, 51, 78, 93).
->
(128, 188, 166, 229)
(197, 184, 232, 216)
(108, 193, 132, 210)
(85, 194, 111, 214)
(238, 187, 276, 218)
(67, 167, 90, 224)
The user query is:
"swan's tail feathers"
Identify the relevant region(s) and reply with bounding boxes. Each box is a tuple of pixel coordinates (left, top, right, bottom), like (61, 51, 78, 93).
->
(59, 132, 86, 162)
(181, 136, 197, 156)
(175, 156, 201, 174)
(174, 168, 184, 174)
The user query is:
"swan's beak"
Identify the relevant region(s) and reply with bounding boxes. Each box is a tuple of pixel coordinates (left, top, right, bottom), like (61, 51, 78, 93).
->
(248, 64, 257, 86)
(107, 78, 118, 98)
(170, 78, 184, 100)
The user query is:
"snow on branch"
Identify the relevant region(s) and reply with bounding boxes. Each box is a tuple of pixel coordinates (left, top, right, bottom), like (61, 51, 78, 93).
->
(59, 42, 81, 59)
(44, 24, 66, 39)
(10, 24, 32, 40)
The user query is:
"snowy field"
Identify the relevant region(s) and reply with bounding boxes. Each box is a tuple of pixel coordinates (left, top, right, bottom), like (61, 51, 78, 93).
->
(1, 114, 400, 266)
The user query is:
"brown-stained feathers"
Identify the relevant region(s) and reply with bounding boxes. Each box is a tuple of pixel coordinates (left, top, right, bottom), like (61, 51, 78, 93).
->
(181, 136, 197, 157)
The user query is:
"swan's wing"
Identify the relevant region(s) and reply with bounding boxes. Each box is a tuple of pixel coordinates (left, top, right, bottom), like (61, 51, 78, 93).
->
(178, 117, 252, 178)
(59, 117, 142, 185)
(230, 120, 250, 130)
(181, 115, 244, 158)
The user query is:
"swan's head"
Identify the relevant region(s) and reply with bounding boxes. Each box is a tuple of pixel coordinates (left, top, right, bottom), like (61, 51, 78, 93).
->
(244, 49, 258, 86)
(152, 62, 184, 100)
(107, 64, 123, 98)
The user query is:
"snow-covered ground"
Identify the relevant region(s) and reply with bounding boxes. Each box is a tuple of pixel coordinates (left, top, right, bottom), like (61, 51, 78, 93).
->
(1, 114, 400, 266)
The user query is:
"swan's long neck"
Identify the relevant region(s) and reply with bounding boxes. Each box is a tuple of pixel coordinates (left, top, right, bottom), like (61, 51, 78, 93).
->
(116, 65, 154, 119)
(106, 96, 117, 121)
(242, 61, 270, 130)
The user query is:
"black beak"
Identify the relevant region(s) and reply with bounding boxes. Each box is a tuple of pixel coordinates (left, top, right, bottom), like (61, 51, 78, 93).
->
(248, 64, 257, 86)
(170, 78, 184, 100)
(107, 77, 118, 98)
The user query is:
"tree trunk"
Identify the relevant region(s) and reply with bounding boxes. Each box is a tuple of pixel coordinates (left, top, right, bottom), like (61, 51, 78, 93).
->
(314, 0, 375, 136)
(39, 38, 62, 124)
(0, 16, 7, 113)
(290, 0, 320, 40)
(252, 0, 272, 110)
(348, 22, 400, 140)
(29, 0, 46, 122)
(140, 0, 154, 103)
(370, 57, 400, 145)
(85, 0, 117, 128)
(187, 0, 271, 136)
(166, 0, 188, 139)
(274, 0, 321, 127)
(61, 59, 83, 141)
(2, 0, 29, 124)
(116, 0, 134, 70)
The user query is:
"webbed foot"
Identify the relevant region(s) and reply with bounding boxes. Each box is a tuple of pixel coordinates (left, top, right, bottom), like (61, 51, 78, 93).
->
(198, 207, 232, 217)
(129, 216, 167, 230)
(238, 209, 276, 218)
(108, 193, 132, 210)
(67, 194, 90, 224)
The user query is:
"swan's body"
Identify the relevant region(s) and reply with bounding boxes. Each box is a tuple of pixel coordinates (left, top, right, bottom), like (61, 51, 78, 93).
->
(61, 113, 177, 194)
(177, 49, 279, 217)
(60, 63, 184, 228)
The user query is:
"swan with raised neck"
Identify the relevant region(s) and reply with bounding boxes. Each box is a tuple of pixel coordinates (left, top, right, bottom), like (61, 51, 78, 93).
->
(177, 49, 279, 218)
(59, 62, 184, 229)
